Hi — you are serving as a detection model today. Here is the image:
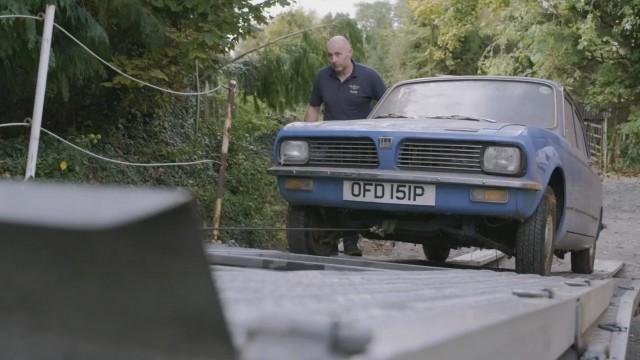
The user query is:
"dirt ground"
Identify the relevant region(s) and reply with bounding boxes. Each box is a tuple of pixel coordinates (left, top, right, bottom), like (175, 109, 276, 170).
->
(359, 175, 640, 357)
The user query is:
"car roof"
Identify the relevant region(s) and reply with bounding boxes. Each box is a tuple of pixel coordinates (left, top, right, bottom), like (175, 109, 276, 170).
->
(392, 75, 563, 91)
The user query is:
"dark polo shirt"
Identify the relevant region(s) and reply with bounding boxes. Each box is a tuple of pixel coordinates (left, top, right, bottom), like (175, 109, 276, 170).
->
(309, 61, 386, 120)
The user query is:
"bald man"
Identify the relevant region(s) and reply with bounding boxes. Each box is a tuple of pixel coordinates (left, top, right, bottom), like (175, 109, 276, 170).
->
(304, 36, 387, 256)
(304, 36, 387, 122)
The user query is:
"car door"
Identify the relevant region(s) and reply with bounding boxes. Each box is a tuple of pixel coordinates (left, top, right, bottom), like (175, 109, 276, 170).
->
(573, 110, 602, 237)
(563, 97, 600, 238)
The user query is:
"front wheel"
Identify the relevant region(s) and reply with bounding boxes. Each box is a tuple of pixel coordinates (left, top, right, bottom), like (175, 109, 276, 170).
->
(287, 205, 338, 256)
(515, 187, 556, 275)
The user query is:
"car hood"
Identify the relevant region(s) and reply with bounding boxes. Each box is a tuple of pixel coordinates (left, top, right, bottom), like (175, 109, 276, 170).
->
(283, 118, 526, 135)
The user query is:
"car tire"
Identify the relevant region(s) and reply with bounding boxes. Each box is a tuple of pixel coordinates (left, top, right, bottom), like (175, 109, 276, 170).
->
(571, 208, 600, 274)
(422, 244, 450, 262)
(515, 187, 556, 275)
(287, 205, 338, 256)
(571, 242, 596, 274)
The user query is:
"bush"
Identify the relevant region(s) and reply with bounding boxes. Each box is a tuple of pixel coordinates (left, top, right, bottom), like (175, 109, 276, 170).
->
(0, 95, 289, 249)
(614, 109, 640, 173)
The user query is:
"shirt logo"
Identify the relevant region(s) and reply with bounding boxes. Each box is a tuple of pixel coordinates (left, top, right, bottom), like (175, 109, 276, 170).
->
(349, 84, 360, 94)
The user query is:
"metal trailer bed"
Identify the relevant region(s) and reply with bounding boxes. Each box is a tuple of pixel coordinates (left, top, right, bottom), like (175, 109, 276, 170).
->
(208, 247, 639, 360)
(1, 181, 638, 360)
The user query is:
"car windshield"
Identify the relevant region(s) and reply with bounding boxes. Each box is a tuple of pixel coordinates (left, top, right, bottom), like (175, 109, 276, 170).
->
(370, 80, 556, 127)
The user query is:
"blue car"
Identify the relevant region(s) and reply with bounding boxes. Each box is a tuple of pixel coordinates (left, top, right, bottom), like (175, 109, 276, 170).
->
(268, 76, 603, 275)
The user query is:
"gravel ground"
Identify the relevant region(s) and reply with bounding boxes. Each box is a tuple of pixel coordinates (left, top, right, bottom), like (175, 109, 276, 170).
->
(362, 176, 640, 271)
(600, 176, 640, 359)
(359, 175, 640, 357)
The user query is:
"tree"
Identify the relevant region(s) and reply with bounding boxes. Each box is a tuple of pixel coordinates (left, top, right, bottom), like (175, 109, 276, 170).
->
(0, 0, 290, 128)
(355, 1, 393, 79)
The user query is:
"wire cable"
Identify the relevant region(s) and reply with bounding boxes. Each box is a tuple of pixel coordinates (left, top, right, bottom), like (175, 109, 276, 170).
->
(1, 122, 219, 167)
(202, 226, 370, 232)
(51, 23, 224, 96)
(2, 14, 224, 96)
(3, 14, 332, 96)
(0, 14, 42, 20)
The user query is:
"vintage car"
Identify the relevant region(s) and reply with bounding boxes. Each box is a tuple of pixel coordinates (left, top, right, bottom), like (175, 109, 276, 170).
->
(268, 76, 603, 275)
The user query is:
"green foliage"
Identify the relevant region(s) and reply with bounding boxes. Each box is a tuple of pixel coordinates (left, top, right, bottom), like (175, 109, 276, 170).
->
(617, 108, 640, 171)
(0, 0, 292, 248)
(355, 1, 394, 80)
(0, 0, 290, 129)
(0, 94, 288, 248)
(403, 0, 494, 76)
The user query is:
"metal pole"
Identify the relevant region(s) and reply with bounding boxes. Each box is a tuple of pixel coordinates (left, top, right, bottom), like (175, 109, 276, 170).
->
(212, 80, 237, 242)
(25, 5, 56, 180)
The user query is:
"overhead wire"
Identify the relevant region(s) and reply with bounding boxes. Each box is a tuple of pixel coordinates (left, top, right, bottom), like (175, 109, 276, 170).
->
(51, 22, 224, 96)
(0, 14, 224, 96)
(2, 14, 334, 95)
(202, 226, 370, 232)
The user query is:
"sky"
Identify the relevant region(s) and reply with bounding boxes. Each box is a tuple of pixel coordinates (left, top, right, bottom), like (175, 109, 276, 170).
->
(268, 0, 391, 18)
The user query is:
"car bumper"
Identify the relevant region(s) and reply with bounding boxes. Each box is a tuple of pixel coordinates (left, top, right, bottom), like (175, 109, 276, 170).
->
(268, 167, 542, 219)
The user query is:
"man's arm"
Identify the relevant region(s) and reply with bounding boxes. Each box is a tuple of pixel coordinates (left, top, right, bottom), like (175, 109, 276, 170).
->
(304, 105, 321, 122)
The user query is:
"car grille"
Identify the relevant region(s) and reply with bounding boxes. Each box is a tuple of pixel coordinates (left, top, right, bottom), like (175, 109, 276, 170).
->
(398, 141, 483, 172)
(308, 139, 379, 168)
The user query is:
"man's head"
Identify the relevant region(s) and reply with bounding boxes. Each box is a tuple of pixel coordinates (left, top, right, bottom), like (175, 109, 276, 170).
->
(326, 36, 353, 74)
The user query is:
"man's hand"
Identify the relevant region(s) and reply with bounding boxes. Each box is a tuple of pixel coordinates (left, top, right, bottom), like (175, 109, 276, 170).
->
(304, 106, 321, 122)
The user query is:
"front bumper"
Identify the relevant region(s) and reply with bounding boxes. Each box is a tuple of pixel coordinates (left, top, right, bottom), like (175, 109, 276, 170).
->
(268, 166, 543, 219)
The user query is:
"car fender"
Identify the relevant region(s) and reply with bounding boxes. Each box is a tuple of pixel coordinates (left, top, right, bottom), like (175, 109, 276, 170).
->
(526, 144, 568, 240)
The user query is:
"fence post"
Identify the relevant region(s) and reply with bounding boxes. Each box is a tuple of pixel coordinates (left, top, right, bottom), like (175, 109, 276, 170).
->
(194, 59, 200, 137)
(603, 116, 608, 174)
(25, 4, 56, 180)
(212, 80, 237, 242)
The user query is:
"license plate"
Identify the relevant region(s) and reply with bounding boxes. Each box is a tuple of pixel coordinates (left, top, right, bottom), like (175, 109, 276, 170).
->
(343, 180, 436, 206)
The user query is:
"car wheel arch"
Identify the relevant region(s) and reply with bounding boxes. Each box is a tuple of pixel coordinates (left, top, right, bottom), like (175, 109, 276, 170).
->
(546, 168, 566, 229)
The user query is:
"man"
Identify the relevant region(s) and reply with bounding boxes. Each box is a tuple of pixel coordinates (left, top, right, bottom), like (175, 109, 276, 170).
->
(304, 35, 387, 256)
(304, 36, 387, 122)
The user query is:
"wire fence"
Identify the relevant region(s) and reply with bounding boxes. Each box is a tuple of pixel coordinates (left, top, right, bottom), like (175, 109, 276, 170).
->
(0, 122, 219, 167)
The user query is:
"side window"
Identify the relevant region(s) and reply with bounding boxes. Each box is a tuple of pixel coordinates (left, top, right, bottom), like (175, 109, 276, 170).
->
(563, 99, 577, 149)
(573, 114, 589, 159)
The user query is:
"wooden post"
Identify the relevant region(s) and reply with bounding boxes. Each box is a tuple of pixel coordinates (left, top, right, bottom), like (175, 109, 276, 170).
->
(194, 59, 200, 137)
(603, 116, 608, 174)
(212, 80, 237, 242)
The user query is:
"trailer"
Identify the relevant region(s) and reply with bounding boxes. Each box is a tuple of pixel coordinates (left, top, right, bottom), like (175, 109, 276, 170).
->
(1, 181, 638, 360)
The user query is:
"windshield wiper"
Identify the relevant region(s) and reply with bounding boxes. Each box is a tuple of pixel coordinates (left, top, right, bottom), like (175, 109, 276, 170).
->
(372, 113, 412, 119)
(427, 114, 498, 123)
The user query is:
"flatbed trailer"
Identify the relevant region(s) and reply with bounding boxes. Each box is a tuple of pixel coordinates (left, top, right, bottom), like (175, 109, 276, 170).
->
(2, 181, 638, 360)
(209, 247, 639, 360)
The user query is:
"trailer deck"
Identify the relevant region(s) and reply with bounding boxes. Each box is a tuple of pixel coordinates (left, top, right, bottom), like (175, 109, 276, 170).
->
(208, 247, 639, 360)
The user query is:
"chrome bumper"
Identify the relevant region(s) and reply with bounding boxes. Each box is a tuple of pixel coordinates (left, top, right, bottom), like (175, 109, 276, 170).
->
(267, 166, 542, 190)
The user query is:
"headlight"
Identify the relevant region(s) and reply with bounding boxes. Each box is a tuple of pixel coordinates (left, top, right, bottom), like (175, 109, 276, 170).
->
(279, 140, 309, 165)
(482, 146, 522, 175)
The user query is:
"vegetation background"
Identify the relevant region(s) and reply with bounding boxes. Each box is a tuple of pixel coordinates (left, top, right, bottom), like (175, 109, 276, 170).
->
(1, 0, 640, 248)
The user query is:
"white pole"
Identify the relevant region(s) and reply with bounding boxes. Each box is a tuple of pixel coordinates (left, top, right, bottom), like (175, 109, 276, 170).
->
(25, 4, 56, 180)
